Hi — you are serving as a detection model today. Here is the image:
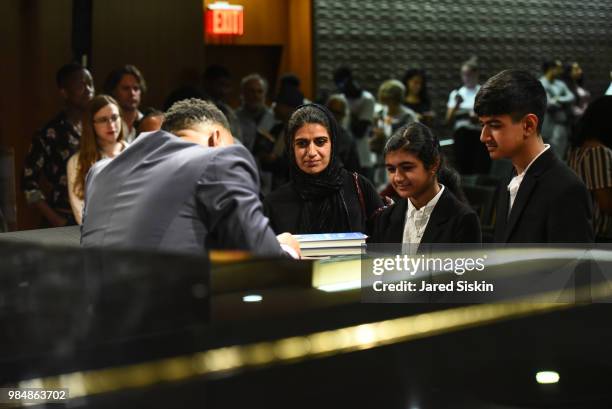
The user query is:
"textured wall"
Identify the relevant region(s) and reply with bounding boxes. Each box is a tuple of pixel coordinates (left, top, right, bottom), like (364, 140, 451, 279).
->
(314, 0, 612, 122)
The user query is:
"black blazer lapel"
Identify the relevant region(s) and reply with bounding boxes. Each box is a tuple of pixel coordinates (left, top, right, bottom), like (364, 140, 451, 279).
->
(503, 175, 537, 242)
(494, 182, 510, 242)
(386, 199, 407, 242)
(502, 149, 556, 242)
(420, 190, 453, 246)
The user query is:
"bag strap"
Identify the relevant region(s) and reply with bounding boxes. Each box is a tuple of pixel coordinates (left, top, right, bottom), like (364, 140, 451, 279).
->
(353, 172, 367, 218)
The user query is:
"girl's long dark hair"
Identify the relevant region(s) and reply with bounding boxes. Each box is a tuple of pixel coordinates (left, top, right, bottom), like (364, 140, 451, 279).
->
(383, 122, 467, 203)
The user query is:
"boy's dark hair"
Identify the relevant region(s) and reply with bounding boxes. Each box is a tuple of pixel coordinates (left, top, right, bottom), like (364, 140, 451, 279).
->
(56, 62, 85, 88)
(103, 64, 148, 94)
(162, 98, 230, 133)
(474, 69, 547, 133)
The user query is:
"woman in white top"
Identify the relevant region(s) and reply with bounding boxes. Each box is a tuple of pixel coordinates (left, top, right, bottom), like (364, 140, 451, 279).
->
(67, 95, 128, 224)
(446, 56, 491, 175)
(370, 79, 418, 189)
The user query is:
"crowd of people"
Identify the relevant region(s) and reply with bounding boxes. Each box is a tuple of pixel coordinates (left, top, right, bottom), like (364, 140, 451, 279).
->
(18, 58, 612, 254)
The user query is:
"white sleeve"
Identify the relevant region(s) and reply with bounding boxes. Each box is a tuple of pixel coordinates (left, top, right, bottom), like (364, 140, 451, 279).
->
(447, 90, 458, 109)
(356, 94, 376, 121)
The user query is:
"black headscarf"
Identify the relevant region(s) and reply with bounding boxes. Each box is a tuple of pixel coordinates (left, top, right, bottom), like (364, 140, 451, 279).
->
(286, 103, 351, 233)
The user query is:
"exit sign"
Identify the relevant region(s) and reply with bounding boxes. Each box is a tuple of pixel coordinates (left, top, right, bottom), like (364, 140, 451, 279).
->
(205, 1, 244, 36)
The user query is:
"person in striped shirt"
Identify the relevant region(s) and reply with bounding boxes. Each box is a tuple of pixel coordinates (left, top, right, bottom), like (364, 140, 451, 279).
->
(567, 96, 612, 241)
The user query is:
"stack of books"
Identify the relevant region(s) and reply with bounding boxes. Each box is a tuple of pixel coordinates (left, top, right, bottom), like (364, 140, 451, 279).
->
(294, 232, 367, 257)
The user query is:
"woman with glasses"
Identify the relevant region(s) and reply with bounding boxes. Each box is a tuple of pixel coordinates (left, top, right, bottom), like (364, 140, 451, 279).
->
(67, 95, 128, 224)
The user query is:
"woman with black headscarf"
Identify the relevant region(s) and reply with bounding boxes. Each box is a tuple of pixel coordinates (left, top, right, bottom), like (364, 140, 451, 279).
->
(264, 104, 383, 234)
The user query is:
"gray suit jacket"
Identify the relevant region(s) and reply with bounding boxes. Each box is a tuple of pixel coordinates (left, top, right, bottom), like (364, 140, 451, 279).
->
(81, 130, 285, 256)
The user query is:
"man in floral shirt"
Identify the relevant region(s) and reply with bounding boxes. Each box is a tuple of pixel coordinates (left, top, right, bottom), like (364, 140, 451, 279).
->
(23, 63, 94, 227)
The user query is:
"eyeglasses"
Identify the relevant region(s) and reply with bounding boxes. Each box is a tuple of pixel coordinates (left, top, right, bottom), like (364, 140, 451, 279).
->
(93, 114, 121, 125)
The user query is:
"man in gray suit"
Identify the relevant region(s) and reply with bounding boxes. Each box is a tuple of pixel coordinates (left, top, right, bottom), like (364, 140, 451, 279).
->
(81, 98, 300, 257)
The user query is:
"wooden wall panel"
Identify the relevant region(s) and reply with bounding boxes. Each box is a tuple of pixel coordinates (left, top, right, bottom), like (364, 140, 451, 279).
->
(205, 0, 288, 46)
(204, 0, 313, 99)
(0, 1, 20, 149)
(286, 0, 312, 99)
(2, 0, 73, 230)
(92, 0, 205, 110)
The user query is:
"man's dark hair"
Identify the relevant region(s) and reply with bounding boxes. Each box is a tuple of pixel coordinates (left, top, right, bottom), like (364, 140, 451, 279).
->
(203, 64, 231, 82)
(103, 64, 148, 95)
(275, 74, 304, 108)
(162, 98, 230, 133)
(541, 60, 560, 74)
(279, 73, 301, 89)
(56, 62, 85, 88)
(141, 107, 164, 117)
(333, 66, 353, 84)
(474, 69, 547, 133)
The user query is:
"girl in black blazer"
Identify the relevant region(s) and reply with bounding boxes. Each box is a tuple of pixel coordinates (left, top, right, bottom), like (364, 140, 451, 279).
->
(369, 123, 482, 247)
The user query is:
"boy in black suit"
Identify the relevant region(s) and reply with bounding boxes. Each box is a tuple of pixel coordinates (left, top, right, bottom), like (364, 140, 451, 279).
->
(474, 69, 593, 243)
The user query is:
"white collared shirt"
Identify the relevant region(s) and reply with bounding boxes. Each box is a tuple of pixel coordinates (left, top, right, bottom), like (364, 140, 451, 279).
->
(507, 145, 550, 210)
(402, 185, 445, 247)
(124, 111, 144, 143)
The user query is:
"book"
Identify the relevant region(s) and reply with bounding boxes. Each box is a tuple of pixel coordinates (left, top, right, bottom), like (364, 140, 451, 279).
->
(294, 232, 367, 249)
(302, 246, 365, 257)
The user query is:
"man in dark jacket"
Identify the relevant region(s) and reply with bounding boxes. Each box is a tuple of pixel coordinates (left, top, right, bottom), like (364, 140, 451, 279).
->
(81, 99, 300, 257)
(475, 69, 593, 243)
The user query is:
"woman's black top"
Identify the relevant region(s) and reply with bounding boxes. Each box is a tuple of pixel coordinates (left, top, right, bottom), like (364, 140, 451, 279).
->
(403, 99, 431, 115)
(264, 172, 383, 235)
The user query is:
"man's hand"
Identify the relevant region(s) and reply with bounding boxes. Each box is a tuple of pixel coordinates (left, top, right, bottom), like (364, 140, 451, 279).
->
(277, 232, 301, 259)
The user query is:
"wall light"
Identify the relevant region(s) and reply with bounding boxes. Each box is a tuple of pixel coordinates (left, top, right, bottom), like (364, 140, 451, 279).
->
(536, 371, 560, 384)
(242, 294, 263, 303)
